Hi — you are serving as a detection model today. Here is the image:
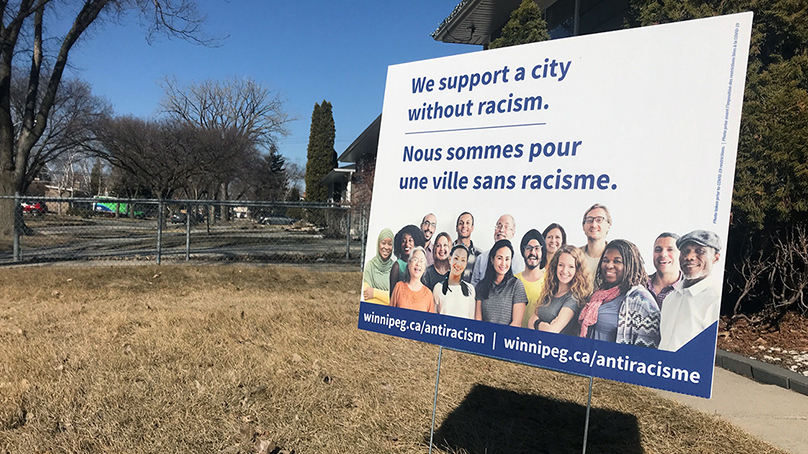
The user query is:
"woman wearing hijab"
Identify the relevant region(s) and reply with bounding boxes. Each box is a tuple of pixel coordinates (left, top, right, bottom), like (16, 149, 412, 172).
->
(363, 228, 395, 305)
(578, 239, 661, 348)
(390, 247, 435, 312)
(389, 225, 426, 292)
(475, 239, 527, 326)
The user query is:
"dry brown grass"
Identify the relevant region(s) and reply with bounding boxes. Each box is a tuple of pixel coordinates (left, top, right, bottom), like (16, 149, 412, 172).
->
(0, 265, 788, 454)
(0, 238, 11, 254)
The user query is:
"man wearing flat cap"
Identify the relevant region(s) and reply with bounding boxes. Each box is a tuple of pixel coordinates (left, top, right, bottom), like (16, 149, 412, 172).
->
(658, 230, 722, 351)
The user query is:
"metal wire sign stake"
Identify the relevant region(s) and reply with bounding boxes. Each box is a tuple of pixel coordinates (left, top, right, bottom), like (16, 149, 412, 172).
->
(428, 346, 443, 454)
(426, 346, 595, 454)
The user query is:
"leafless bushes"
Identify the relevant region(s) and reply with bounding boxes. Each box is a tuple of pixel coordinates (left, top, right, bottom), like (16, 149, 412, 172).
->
(731, 223, 808, 321)
(769, 226, 808, 314)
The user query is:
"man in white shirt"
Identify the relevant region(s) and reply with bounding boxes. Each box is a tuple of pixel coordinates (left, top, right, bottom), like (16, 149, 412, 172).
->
(658, 230, 722, 352)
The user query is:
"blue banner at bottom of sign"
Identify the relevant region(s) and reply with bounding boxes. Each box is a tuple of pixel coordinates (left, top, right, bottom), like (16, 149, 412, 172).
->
(358, 302, 717, 398)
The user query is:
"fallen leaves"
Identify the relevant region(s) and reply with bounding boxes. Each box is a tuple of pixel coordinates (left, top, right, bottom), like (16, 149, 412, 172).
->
(221, 424, 295, 454)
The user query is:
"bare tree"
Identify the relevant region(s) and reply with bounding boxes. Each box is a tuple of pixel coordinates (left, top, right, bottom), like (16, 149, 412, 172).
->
(731, 246, 772, 318)
(0, 0, 210, 237)
(229, 144, 287, 202)
(160, 77, 289, 148)
(10, 75, 112, 194)
(159, 77, 290, 219)
(106, 164, 150, 199)
(729, 223, 808, 326)
(93, 116, 217, 199)
(51, 150, 88, 201)
(285, 161, 304, 193)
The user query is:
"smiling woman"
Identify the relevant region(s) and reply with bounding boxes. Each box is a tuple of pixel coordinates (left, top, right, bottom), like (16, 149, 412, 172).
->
(475, 239, 527, 326)
(578, 239, 661, 348)
(363, 228, 395, 305)
(390, 247, 435, 313)
(421, 232, 452, 291)
(389, 225, 426, 292)
(529, 245, 592, 336)
(434, 243, 476, 319)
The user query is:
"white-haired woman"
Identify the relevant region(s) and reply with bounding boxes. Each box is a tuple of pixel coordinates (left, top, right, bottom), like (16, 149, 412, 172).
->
(390, 247, 435, 313)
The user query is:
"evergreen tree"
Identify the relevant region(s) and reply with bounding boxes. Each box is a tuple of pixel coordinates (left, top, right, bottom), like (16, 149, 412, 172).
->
(285, 187, 304, 220)
(631, 0, 808, 228)
(304, 101, 337, 204)
(254, 145, 288, 201)
(489, 0, 550, 49)
(631, 0, 808, 316)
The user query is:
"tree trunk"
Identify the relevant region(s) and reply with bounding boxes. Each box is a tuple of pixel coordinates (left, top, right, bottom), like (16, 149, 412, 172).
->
(0, 177, 14, 237)
(219, 181, 228, 222)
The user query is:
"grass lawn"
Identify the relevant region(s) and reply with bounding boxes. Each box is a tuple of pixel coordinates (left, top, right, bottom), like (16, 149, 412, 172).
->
(0, 265, 787, 453)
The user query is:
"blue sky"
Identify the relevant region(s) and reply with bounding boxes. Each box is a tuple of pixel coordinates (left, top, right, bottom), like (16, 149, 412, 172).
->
(63, 0, 478, 172)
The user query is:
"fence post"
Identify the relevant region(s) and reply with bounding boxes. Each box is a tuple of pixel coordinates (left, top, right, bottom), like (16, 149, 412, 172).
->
(345, 209, 351, 260)
(13, 192, 20, 262)
(205, 204, 211, 235)
(157, 199, 164, 264)
(185, 203, 191, 261)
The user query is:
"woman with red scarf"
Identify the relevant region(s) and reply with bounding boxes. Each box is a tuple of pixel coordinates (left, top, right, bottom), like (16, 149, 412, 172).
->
(578, 239, 660, 348)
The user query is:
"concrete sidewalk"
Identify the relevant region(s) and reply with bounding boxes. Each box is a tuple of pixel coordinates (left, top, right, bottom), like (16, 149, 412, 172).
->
(656, 366, 808, 454)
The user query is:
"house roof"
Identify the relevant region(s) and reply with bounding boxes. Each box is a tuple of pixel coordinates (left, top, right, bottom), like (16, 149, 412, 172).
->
(321, 164, 356, 186)
(337, 114, 381, 164)
(431, 0, 559, 45)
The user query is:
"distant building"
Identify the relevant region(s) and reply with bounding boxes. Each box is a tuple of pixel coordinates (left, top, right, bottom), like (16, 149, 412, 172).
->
(43, 184, 91, 214)
(321, 165, 355, 205)
(322, 114, 380, 206)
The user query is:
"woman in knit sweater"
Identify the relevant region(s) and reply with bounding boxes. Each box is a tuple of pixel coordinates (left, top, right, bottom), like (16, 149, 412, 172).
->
(578, 239, 661, 348)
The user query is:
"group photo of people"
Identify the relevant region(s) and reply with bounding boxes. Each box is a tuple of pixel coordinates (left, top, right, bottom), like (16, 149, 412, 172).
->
(362, 203, 724, 352)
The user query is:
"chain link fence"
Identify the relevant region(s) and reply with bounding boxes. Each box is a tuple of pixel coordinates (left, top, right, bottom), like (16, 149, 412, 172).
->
(1, 196, 369, 266)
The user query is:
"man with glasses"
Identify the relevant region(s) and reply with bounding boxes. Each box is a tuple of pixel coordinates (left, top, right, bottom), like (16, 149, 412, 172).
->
(471, 214, 523, 287)
(580, 203, 612, 282)
(420, 213, 437, 266)
(515, 229, 546, 328)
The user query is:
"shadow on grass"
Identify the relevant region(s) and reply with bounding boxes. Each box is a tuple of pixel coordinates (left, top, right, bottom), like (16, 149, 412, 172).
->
(428, 384, 643, 454)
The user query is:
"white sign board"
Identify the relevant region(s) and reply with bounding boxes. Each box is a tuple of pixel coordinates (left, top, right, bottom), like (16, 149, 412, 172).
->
(358, 13, 752, 398)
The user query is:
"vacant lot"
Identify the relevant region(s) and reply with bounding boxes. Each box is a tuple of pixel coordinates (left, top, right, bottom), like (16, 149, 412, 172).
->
(0, 265, 786, 453)
(1, 215, 361, 265)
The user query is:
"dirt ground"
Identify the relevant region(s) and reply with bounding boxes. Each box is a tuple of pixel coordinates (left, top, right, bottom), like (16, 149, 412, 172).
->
(718, 312, 808, 376)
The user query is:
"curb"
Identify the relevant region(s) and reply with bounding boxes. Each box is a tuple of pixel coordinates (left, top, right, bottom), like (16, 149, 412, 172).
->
(716, 349, 808, 397)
